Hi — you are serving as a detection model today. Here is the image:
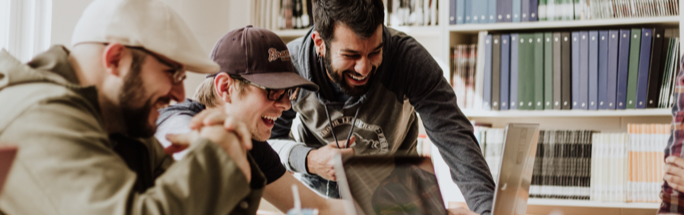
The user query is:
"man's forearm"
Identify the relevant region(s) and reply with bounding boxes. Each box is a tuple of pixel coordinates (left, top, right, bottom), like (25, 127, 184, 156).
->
(269, 139, 313, 173)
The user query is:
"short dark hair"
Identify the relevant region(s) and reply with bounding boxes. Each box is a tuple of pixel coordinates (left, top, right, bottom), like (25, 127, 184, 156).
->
(313, 0, 385, 43)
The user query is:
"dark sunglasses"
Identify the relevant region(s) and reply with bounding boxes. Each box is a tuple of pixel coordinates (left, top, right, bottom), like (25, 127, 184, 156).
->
(230, 75, 300, 101)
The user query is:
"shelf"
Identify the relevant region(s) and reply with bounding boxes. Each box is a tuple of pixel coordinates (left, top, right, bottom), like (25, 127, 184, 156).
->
(527, 198, 660, 209)
(274, 26, 441, 37)
(274, 29, 311, 37)
(462, 108, 671, 117)
(448, 16, 681, 33)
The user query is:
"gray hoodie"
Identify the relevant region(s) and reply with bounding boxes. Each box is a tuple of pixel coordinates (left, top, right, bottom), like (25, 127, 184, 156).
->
(269, 26, 495, 214)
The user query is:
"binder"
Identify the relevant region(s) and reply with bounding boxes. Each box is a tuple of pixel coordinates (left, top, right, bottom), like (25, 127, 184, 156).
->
(616, 29, 632, 109)
(571, 32, 580, 109)
(489, 0, 498, 23)
(514, 0, 522, 22)
(519, 33, 536, 110)
(579, 31, 589, 110)
(598, 30, 610, 109)
(646, 28, 666, 108)
(498, 0, 513, 22)
(625, 28, 641, 109)
(534, 32, 545, 110)
(635, 28, 653, 109)
(484, 35, 493, 110)
(561, 32, 572, 109)
(544, 32, 554, 109)
(465, 0, 472, 23)
(510, 33, 520, 110)
(457, 0, 466, 24)
(529, 0, 539, 21)
(500, 34, 511, 110)
(553, 32, 562, 109)
(450, 0, 457, 24)
(607, 30, 621, 110)
(492, 35, 502, 110)
(589, 31, 599, 110)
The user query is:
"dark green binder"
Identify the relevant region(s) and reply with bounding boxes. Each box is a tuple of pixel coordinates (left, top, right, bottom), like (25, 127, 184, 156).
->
(626, 28, 641, 109)
(534, 32, 545, 110)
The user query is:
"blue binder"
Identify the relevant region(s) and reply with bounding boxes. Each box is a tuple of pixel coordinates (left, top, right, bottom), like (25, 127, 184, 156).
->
(489, 0, 498, 23)
(607, 30, 621, 110)
(514, 0, 522, 22)
(589, 31, 599, 110)
(616, 29, 631, 109)
(457, 0, 465, 24)
(500, 34, 511, 110)
(598, 30, 610, 109)
(635, 28, 653, 109)
(579, 31, 589, 110)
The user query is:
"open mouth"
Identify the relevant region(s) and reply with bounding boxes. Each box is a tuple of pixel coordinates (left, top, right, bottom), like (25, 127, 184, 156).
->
(346, 73, 369, 85)
(261, 115, 278, 127)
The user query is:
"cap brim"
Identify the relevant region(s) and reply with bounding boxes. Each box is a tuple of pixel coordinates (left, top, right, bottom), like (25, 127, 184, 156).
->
(241, 72, 319, 91)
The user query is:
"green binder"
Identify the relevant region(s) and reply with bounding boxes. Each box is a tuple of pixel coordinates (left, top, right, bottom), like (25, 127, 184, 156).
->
(518, 33, 535, 110)
(544, 32, 554, 109)
(626, 28, 641, 109)
(534, 32, 545, 110)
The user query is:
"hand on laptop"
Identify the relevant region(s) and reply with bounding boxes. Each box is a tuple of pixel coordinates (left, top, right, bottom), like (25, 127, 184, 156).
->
(447, 207, 479, 215)
(306, 136, 356, 181)
(665, 156, 684, 192)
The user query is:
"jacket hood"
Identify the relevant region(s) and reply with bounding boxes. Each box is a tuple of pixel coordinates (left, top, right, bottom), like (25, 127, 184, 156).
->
(0, 46, 81, 91)
(291, 26, 393, 110)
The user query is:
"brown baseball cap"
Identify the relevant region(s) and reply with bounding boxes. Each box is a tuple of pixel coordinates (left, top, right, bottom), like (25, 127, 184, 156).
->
(209, 25, 318, 91)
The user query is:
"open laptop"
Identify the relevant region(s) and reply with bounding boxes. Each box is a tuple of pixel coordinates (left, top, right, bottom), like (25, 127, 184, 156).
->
(334, 123, 540, 215)
(0, 146, 17, 195)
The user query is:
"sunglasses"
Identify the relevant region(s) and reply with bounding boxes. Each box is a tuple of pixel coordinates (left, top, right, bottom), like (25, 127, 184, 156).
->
(126, 46, 187, 85)
(230, 75, 300, 101)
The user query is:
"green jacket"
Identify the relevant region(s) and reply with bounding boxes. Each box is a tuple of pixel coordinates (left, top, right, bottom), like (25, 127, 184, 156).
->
(0, 46, 265, 215)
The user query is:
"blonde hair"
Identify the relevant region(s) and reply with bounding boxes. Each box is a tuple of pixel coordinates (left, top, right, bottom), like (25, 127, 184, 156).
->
(193, 75, 248, 107)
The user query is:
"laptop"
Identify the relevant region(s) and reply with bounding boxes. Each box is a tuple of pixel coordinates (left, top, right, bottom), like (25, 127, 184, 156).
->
(0, 146, 17, 195)
(334, 123, 540, 215)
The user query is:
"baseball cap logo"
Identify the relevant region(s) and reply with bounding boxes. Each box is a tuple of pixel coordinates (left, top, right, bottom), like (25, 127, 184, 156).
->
(268, 48, 291, 62)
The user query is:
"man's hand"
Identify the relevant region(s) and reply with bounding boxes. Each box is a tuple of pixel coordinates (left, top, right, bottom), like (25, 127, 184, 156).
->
(167, 125, 252, 182)
(664, 156, 684, 192)
(188, 108, 252, 150)
(306, 136, 356, 181)
(447, 207, 480, 215)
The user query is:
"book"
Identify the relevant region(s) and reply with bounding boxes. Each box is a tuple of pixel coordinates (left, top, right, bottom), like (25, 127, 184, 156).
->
(475, 31, 489, 109)
(589, 31, 599, 110)
(625, 28, 642, 109)
(538, 0, 548, 21)
(635, 28, 653, 109)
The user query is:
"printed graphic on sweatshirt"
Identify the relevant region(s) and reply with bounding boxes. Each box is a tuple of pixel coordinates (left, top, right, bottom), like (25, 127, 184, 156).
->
(319, 116, 389, 154)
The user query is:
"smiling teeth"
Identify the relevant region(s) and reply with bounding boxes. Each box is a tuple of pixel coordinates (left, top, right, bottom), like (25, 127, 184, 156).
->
(262, 116, 278, 121)
(349, 74, 367, 81)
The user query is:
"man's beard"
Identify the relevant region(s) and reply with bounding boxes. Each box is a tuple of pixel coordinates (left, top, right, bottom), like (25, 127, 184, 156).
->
(323, 50, 375, 97)
(118, 66, 157, 138)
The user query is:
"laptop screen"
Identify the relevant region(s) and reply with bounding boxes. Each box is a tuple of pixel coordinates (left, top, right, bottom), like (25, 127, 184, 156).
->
(335, 155, 447, 215)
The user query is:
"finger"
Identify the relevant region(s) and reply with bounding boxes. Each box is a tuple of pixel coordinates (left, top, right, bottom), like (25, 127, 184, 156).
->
(166, 133, 193, 146)
(224, 118, 252, 150)
(665, 174, 684, 188)
(665, 164, 684, 176)
(164, 144, 189, 155)
(666, 156, 684, 167)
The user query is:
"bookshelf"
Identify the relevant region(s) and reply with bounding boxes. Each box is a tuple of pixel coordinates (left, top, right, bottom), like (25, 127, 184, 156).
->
(250, 0, 682, 213)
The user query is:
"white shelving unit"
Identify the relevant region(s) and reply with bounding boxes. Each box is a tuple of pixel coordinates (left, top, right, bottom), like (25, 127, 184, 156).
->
(527, 198, 660, 209)
(462, 108, 671, 117)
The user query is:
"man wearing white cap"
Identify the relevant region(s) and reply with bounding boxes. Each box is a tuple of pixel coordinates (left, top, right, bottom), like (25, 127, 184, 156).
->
(0, 0, 261, 214)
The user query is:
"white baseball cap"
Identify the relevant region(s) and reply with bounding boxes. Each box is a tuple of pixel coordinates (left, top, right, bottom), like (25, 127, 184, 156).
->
(71, 0, 219, 74)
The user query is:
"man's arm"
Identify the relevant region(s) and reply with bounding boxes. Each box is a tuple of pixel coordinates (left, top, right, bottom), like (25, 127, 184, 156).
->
(0, 97, 253, 215)
(271, 106, 317, 174)
(385, 35, 494, 214)
(659, 55, 684, 213)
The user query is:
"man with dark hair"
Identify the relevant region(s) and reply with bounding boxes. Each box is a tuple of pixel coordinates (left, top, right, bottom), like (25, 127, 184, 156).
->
(268, 0, 495, 214)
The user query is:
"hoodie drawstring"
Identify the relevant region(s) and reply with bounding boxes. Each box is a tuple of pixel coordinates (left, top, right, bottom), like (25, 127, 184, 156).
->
(323, 104, 361, 148)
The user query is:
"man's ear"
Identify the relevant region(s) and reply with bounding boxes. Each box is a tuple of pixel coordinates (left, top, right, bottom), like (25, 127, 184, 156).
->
(214, 73, 234, 103)
(102, 43, 128, 77)
(312, 31, 326, 57)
